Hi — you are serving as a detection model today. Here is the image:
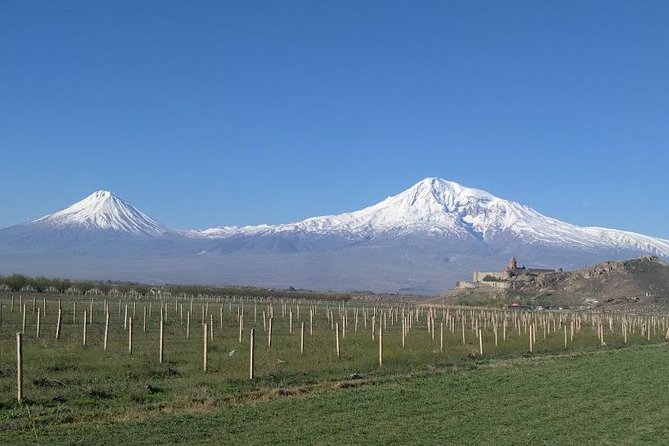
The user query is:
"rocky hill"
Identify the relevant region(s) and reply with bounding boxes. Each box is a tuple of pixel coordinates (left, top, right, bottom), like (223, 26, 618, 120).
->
(434, 256, 669, 312)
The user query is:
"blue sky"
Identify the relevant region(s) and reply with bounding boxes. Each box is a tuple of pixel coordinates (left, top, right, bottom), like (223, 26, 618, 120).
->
(1, 1, 668, 236)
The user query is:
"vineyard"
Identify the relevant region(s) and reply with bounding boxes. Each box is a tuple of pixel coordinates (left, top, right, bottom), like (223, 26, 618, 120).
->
(2, 292, 669, 443)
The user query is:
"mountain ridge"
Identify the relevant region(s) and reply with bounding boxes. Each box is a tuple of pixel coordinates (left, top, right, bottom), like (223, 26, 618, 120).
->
(2, 178, 669, 294)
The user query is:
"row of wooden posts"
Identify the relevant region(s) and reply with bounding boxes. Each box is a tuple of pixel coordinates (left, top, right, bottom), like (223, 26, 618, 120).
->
(7, 296, 669, 403)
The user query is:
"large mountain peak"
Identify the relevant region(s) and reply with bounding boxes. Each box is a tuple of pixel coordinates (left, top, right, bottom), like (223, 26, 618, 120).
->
(382, 177, 495, 213)
(32, 190, 167, 236)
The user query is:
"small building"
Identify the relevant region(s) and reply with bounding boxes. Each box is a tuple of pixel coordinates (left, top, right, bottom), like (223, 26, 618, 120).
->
(463, 256, 562, 289)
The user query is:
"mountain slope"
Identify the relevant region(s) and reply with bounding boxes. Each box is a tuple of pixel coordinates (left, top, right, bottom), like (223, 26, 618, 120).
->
(1, 179, 669, 294)
(199, 178, 669, 257)
(30, 190, 168, 236)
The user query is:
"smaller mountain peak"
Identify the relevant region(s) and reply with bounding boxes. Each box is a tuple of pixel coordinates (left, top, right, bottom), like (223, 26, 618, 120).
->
(31, 190, 167, 236)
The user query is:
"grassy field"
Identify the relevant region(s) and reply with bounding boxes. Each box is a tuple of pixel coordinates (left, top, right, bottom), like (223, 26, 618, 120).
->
(4, 344, 669, 445)
(1, 293, 668, 444)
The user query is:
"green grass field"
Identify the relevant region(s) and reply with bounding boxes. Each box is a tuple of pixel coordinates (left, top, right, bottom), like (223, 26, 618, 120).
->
(1, 294, 668, 444)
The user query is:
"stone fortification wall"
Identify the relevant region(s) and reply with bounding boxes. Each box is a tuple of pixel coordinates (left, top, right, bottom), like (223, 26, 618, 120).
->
(473, 271, 509, 282)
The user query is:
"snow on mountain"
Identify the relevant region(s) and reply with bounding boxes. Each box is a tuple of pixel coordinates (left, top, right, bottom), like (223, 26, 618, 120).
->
(3, 179, 669, 294)
(197, 178, 669, 257)
(30, 190, 167, 236)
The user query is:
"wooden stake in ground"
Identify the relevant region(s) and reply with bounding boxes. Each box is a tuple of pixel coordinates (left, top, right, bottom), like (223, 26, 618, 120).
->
(128, 317, 133, 354)
(21, 304, 26, 334)
(238, 313, 244, 343)
(379, 322, 383, 367)
(249, 328, 255, 380)
(300, 321, 305, 354)
(335, 322, 341, 358)
(36, 308, 41, 338)
(16, 332, 23, 402)
(478, 329, 483, 357)
(56, 306, 63, 340)
(564, 325, 567, 349)
(440, 322, 444, 352)
(203, 323, 208, 372)
(268, 317, 273, 348)
(83, 310, 87, 346)
(104, 311, 109, 351)
(159, 313, 164, 363)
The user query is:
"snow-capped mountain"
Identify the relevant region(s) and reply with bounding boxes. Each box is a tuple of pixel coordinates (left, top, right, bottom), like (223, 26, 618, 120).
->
(30, 190, 167, 236)
(198, 178, 669, 257)
(1, 178, 669, 294)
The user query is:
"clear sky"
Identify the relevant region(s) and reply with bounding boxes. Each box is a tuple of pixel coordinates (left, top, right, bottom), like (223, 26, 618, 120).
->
(1, 1, 668, 236)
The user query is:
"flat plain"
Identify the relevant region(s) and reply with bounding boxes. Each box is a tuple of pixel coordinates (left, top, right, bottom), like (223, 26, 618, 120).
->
(1, 293, 667, 445)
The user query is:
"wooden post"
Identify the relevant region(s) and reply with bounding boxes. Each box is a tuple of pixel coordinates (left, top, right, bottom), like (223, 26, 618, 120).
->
(564, 325, 568, 348)
(268, 317, 273, 348)
(36, 307, 41, 338)
(124, 304, 128, 331)
(104, 311, 109, 351)
(238, 313, 243, 343)
(186, 310, 190, 338)
(21, 304, 26, 334)
(379, 322, 383, 367)
(310, 309, 313, 336)
(83, 310, 87, 346)
(143, 305, 147, 333)
(336, 322, 340, 358)
(249, 328, 255, 380)
(289, 310, 293, 334)
(300, 322, 305, 354)
(159, 313, 164, 363)
(478, 329, 483, 356)
(624, 322, 628, 344)
(203, 323, 208, 372)
(128, 317, 133, 354)
(73, 301, 77, 324)
(440, 322, 444, 352)
(56, 306, 63, 340)
(371, 315, 375, 341)
(16, 332, 23, 402)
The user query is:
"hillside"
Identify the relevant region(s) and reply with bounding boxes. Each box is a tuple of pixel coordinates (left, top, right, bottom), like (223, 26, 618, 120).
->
(434, 256, 669, 312)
